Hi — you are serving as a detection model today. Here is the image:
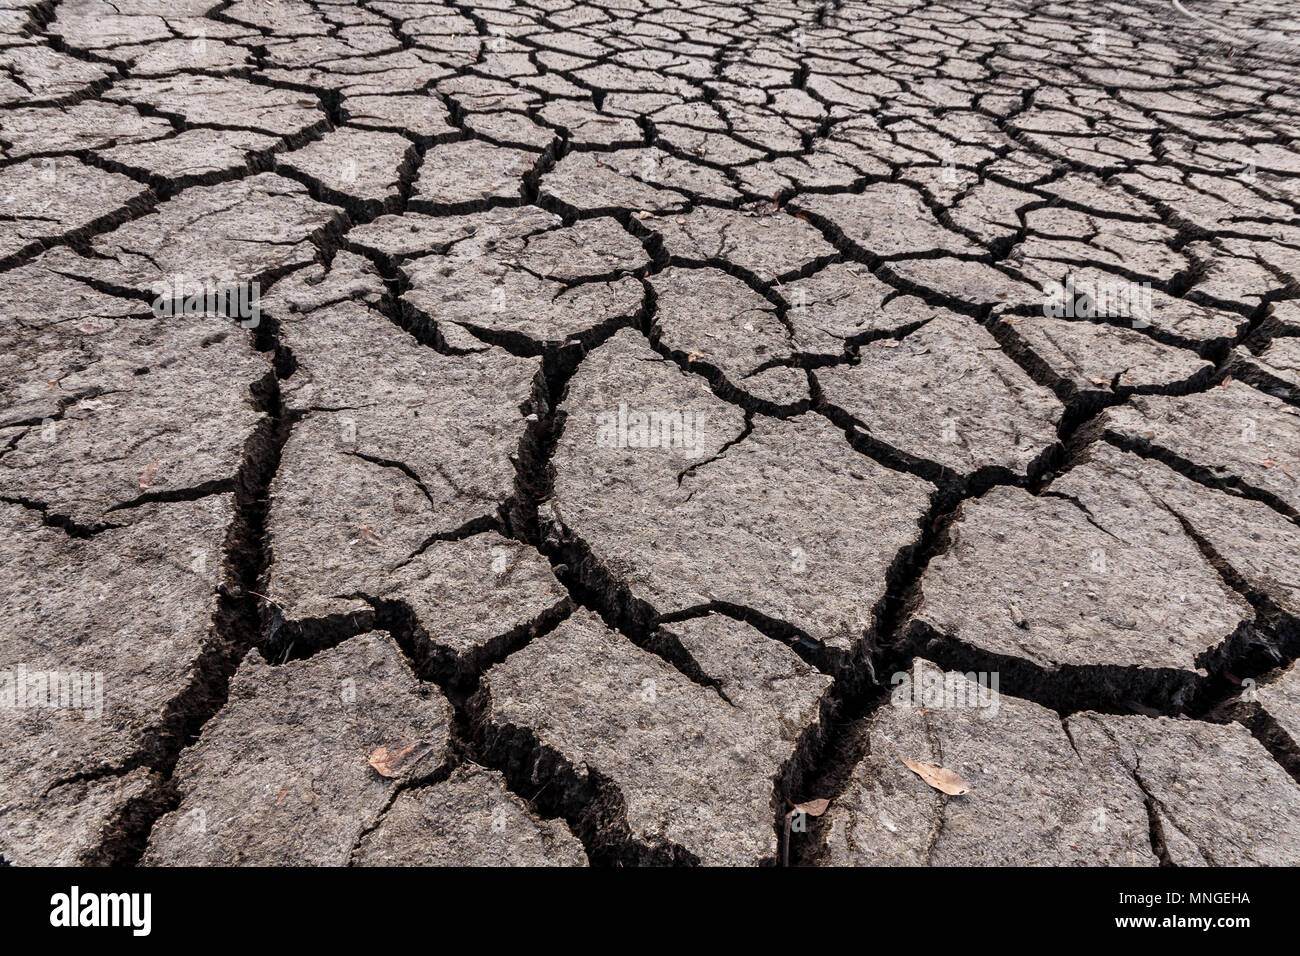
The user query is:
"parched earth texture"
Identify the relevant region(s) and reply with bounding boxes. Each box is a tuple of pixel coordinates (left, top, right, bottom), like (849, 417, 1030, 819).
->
(1, 0, 1300, 868)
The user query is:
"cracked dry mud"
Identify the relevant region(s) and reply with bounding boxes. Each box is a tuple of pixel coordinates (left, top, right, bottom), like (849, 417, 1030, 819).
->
(1, 0, 1299, 870)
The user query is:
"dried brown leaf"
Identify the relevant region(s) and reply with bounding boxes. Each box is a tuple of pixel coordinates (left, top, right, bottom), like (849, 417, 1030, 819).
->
(368, 741, 434, 778)
(791, 797, 830, 817)
(137, 460, 158, 493)
(900, 757, 971, 796)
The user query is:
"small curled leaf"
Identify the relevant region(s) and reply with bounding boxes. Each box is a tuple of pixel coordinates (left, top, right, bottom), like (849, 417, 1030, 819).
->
(790, 798, 831, 817)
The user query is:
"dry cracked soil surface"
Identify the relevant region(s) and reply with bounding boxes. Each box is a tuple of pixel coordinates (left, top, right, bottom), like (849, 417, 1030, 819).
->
(1, 0, 1299, 868)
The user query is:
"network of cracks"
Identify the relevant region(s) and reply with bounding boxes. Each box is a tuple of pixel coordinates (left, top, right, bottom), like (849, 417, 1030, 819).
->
(2, 0, 1300, 866)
